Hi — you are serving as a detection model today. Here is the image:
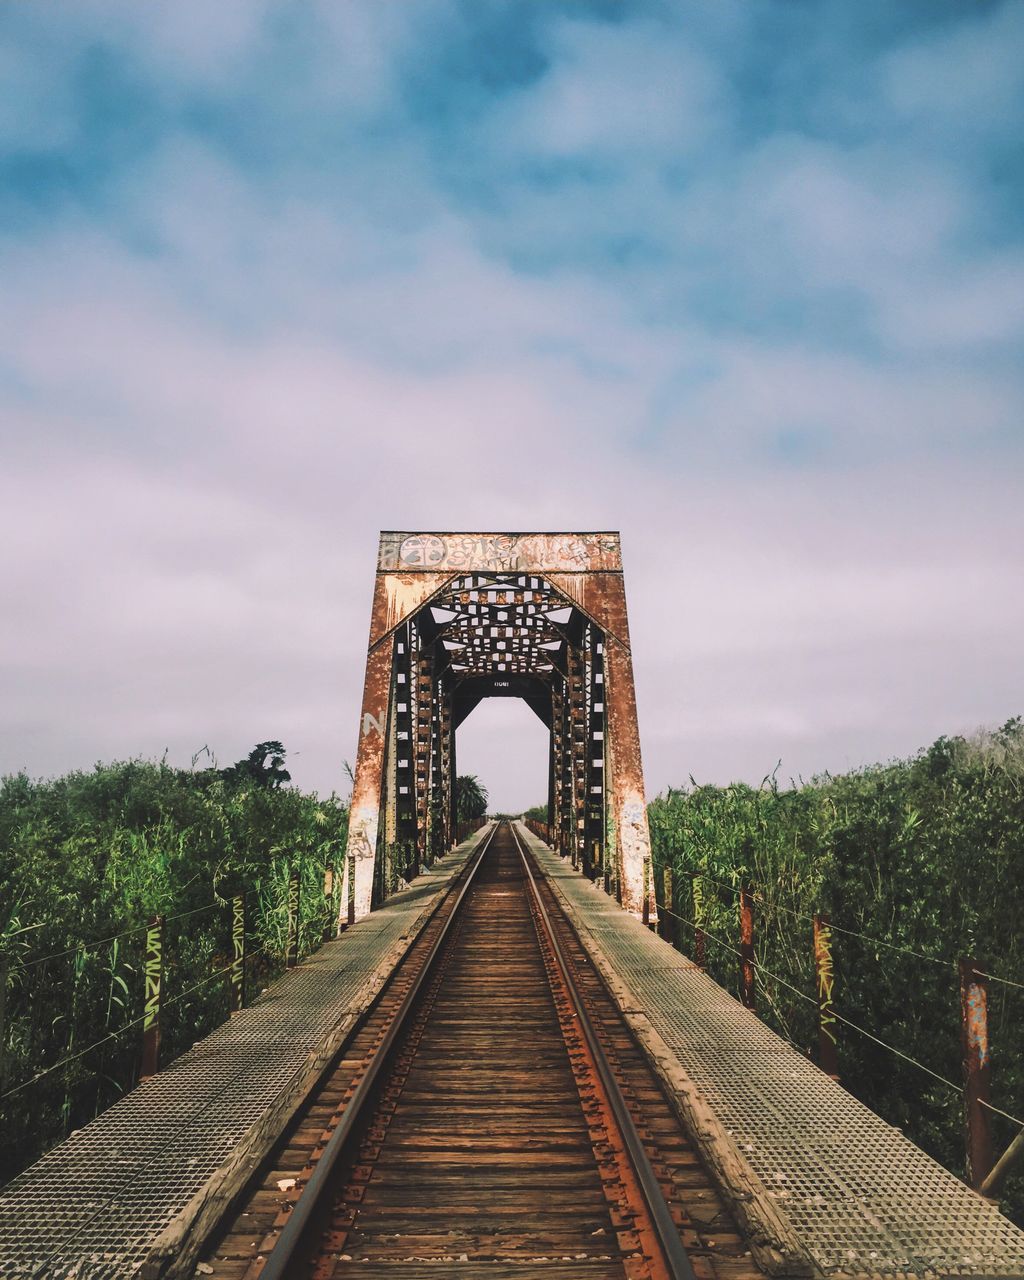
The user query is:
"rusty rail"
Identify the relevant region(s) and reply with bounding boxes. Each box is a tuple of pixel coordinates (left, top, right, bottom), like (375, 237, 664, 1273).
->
(195, 822, 753, 1278)
(255, 822, 499, 1280)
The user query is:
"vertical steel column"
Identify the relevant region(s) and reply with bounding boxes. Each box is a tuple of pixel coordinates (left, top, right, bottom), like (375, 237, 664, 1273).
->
(439, 674, 454, 852)
(346, 629, 396, 923)
(603, 634, 652, 917)
(557, 673, 573, 857)
(568, 638, 588, 870)
(549, 676, 560, 843)
(439, 674, 450, 853)
(960, 957, 992, 1190)
(383, 666, 399, 853)
(448, 706, 458, 849)
(414, 633, 434, 873)
(393, 623, 416, 887)
(603, 719, 617, 896)
(428, 669, 443, 863)
(547, 705, 557, 834)
(583, 627, 606, 882)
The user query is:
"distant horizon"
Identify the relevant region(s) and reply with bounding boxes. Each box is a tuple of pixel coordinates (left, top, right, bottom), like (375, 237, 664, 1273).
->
(5, 708, 1019, 818)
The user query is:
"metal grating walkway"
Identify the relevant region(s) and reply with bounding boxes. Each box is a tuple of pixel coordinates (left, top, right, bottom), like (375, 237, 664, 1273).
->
(516, 822, 1024, 1279)
(0, 827, 491, 1280)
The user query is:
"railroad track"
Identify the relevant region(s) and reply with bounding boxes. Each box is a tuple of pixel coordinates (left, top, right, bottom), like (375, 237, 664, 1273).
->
(198, 822, 761, 1280)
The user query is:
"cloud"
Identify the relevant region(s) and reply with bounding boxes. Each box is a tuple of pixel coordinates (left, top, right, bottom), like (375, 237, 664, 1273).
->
(879, 1, 1024, 137)
(0, 1, 1022, 808)
(483, 16, 727, 163)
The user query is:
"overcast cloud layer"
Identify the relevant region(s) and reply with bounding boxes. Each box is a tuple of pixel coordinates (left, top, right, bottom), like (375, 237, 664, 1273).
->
(1, 1, 1022, 812)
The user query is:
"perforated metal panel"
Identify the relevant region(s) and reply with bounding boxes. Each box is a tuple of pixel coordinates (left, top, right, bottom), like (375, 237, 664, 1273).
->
(519, 823, 1024, 1277)
(0, 830, 489, 1279)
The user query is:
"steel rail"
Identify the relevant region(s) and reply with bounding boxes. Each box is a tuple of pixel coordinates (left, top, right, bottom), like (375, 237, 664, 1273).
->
(511, 821, 698, 1280)
(257, 822, 500, 1280)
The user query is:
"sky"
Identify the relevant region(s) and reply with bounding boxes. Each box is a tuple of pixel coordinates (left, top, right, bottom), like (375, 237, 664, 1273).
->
(1, 0, 1022, 813)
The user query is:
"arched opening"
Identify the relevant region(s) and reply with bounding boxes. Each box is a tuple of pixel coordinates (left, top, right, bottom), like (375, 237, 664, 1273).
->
(455, 695, 550, 817)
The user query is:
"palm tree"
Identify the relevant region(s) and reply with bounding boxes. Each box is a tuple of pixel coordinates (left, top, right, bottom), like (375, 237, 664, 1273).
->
(455, 775, 488, 821)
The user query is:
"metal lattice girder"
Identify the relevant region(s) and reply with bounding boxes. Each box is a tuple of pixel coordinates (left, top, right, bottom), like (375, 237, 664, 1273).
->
(344, 532, 656, 922)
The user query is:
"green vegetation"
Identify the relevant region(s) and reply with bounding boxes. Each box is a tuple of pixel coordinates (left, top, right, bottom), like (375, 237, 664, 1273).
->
(647, 718, 1024, 1223)
(5, 723, 1023, 1223)
(0, 747, 347, 1186)
(455, 774, 489, 822)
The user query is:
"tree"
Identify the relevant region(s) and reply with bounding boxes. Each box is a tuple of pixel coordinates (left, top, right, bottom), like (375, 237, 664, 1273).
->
(221, 741, 292, 790)
(455, 774, 488, 822)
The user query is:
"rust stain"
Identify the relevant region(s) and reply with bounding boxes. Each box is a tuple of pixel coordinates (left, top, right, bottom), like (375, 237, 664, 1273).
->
(344, 532, 652, 923)
(965, 986, 989, 1066)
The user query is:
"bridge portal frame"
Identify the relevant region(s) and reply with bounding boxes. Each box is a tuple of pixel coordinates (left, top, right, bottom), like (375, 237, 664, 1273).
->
(342, 531, 654, 923)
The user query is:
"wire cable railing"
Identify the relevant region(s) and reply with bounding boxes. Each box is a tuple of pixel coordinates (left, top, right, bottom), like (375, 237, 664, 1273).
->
(653, 892, 1024, 1169)
(685, 870, 1020, 983)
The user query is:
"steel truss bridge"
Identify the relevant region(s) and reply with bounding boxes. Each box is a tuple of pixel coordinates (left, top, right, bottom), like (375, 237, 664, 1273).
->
(345, 532, 651, 921)
(1, 533, 1023, 1280)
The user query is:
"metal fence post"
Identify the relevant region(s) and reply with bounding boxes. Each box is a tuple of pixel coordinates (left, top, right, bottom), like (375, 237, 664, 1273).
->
(660, 866, 674, 944)
(960, 956, 992, 1190)
(813, 913, 839, 1080)
(739, 886, 756, 1011)
(231, 894, 246, 1014)
(323, 866, 335, 943)
(642, 857, 651, 927)
(692, 875, 706, 971)
(287, 871, 300, 968)
(140, 914, 164, 1079)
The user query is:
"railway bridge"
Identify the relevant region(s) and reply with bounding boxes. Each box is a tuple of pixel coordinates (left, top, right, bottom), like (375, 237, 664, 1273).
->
(2, 532, 1023, 1279)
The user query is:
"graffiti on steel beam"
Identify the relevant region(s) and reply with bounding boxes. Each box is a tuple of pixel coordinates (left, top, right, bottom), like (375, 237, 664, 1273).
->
(814, 918, 837, 1047)
(346, 531, 651, 920)
(380, 532, 622, 574)
(143, 922, 163, 1032)
(362, 711, 385, 737)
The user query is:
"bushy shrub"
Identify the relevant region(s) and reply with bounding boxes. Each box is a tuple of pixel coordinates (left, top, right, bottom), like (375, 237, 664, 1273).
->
(648, 719, 1024, 1223)
(0, 753, 347, 1185)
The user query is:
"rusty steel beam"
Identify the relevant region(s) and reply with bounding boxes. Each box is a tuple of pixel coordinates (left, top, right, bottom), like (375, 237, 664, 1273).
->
(343, 533, 654, 921)
(345, 630, 394, 923)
